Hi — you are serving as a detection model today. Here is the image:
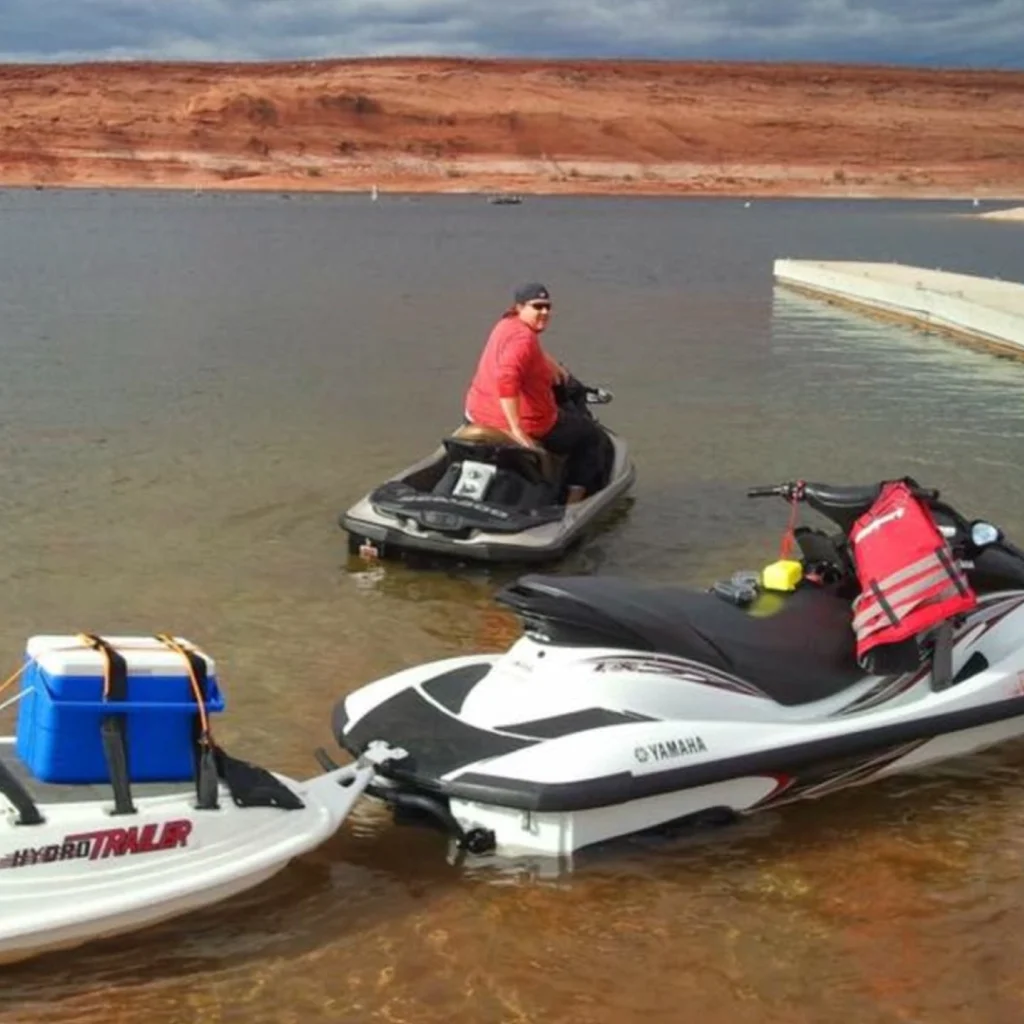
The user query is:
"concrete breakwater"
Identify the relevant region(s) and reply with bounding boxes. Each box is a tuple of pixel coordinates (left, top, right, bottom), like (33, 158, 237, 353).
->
(773, 260, 1024, 359)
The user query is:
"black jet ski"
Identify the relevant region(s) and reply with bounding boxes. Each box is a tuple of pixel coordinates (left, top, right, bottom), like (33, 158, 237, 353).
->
(340, 377, 635, 563)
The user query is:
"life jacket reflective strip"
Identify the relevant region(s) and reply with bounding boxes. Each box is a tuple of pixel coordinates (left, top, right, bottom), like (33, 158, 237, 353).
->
(849, 480, 976, 660)
(851, 562, 966, 633)
(854, 576, 970, 635)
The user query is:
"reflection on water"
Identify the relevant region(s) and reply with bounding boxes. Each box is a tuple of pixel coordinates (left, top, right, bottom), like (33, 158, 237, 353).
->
(1, 191, 1024, 1022)
(769, 288, 1024, 466)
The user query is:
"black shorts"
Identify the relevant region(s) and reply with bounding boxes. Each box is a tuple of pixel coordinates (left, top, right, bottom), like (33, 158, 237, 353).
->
(540, 410, 612, 495)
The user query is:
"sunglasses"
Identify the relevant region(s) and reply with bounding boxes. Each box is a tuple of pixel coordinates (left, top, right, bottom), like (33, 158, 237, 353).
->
(527, 301, 552, 311)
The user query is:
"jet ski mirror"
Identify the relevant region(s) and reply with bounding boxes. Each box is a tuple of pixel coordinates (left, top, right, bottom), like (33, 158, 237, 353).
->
(970, 521, 1002, 548)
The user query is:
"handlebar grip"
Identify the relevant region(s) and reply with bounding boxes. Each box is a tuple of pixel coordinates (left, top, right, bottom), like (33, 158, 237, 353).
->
(585, 387, 613, 405)
(746, 485, 784, 498)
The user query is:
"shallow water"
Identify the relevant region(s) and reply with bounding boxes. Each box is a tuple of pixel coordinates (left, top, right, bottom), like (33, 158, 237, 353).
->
(1, 189, 1023, 1022)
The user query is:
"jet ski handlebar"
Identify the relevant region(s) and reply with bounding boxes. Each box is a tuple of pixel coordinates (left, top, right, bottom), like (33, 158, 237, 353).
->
(746, 480, 940, 504)
(746, 484, 795, 499)
(554, 375, 613, 407)
(743, 480, 1024, 582)
(746, 479, 942, 533)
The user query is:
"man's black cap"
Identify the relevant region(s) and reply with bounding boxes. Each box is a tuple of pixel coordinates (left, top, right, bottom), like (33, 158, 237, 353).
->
(514, 282, 551, 304)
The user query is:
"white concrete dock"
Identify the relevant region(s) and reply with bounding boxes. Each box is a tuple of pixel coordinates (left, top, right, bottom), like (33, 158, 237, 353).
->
(980, 206, 1024, 223)
(773, 260, 1024, 359)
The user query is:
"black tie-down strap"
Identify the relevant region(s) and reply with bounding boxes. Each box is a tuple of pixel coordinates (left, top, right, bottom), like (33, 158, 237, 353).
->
(154, 634, 305, 812)
(186, 721, 307, 810)
(0, 758, 44, 826)
(156, 634, 222, 810)
(79, 633, 137, 816)
(928, 620, 955, 692)
(214, 747, 305, 810)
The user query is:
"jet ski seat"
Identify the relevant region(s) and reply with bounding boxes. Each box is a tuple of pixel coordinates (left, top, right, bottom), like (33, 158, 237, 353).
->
(445, 424, 560, 486)
(449, 423, 522, 447)
(499, 574, 867, 706)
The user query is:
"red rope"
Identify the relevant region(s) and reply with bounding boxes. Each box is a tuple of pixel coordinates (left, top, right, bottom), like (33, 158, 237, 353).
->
(779, 493, 801, 560)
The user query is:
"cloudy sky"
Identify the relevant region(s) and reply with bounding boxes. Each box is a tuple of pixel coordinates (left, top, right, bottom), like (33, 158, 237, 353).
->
(1, 0, 1022, 68)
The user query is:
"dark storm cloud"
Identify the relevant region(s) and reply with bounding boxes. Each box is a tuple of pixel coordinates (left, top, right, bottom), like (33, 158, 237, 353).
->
(0, 0, 1021, 67)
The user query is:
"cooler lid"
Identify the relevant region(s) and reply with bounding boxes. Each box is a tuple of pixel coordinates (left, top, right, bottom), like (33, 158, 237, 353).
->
(26, 635, 216, 677)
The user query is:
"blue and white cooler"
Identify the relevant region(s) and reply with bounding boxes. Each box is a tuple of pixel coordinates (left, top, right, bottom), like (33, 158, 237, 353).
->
(15, 634, 226, 784)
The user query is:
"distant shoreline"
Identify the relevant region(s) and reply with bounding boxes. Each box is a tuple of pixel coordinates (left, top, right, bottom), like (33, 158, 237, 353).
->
(4, 179, 1024, 202)
(2, 57, 1022, 199)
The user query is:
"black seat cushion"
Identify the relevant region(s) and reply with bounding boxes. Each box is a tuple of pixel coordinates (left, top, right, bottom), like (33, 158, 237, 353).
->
(504, 575, 865, 706)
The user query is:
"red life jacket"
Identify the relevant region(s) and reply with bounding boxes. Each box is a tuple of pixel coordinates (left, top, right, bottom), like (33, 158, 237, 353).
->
(849, 480, 976, 661)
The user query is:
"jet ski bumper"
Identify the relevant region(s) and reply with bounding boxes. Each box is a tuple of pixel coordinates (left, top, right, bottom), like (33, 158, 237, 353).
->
(340, 501, 572, 563)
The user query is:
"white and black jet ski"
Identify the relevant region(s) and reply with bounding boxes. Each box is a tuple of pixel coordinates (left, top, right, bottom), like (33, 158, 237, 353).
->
(332, 480, 1024, 858)
(340, 377, 635, 563)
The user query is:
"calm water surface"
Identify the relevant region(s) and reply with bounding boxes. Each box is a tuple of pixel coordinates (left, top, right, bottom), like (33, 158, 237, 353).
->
(2, 189, 1024, 1022)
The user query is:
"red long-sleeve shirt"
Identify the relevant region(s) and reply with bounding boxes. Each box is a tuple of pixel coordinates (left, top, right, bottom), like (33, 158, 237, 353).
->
(464, 314, 557, 437)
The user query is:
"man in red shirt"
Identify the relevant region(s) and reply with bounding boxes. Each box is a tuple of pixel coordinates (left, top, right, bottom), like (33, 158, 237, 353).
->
(464, 283, 611, 504)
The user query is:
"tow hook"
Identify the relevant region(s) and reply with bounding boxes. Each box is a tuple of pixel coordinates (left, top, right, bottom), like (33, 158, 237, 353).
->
(460, 827, 497, 855)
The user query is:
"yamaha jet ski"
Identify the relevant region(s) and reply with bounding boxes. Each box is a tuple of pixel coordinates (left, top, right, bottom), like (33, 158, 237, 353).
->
(339, 376, 635, 563)
(332, 479, 1024, 858)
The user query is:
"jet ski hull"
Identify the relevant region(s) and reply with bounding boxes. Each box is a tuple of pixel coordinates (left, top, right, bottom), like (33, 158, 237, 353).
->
(334, 591, 1024, 858)
(438, 712, 1024, 857)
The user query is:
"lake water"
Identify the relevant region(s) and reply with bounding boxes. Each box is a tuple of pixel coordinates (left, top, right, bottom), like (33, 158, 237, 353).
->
(1, 188, 1024, 1023)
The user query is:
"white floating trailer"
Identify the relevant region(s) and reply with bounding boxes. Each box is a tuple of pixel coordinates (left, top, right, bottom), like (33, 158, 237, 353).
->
(0, 634, 401, 966)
